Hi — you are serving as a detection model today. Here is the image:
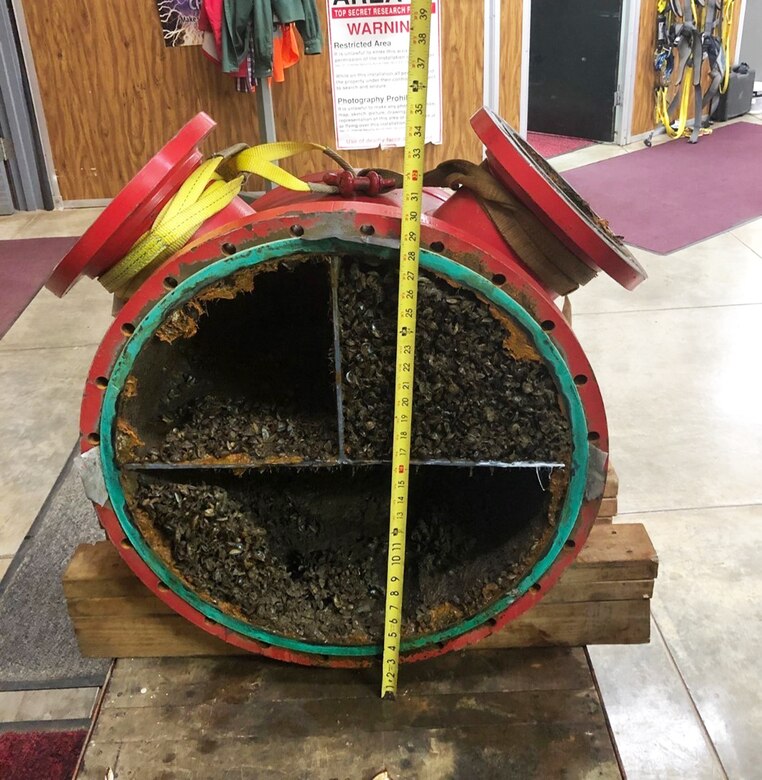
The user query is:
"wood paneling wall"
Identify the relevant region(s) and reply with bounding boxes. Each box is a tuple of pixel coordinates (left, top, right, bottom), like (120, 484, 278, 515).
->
(21, 0, 485, 201)
(631, 0, 745, 137)
(499, 0, 523, 130)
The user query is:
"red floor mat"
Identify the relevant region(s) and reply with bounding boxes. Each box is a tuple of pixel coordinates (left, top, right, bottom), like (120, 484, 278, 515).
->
(563, 121, 762, 253)
(526, 132, 596, 158)
(0, 730, 86, 780)
(0, 236, 77, 339)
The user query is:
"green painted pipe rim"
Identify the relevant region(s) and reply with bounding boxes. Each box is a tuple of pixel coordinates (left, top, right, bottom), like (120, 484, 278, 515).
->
(100, 237, 588, 657)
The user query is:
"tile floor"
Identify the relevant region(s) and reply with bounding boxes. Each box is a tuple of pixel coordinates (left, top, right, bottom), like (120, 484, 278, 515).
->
(0, 130, 760, 776)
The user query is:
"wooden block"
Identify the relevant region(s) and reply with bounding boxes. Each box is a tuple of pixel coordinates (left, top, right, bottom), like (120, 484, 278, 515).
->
(72, 614, 238, 658)
(598, 496, 618, 518)
(567, 524, 658, 583)
(603, 465, 619, 499)
(477, 599, 651, 649)
(64, 523, 657, 658)
(69, 599, 651, 658)
(542, 578, 653, 604)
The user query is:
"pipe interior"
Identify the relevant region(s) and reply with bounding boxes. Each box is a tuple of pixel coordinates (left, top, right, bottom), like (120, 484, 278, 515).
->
(113, 252, 573, 646)
(128, 464, 562, 644)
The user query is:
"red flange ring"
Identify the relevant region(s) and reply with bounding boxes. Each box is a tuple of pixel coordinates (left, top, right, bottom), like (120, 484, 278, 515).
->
(471, 107, 647, 291)
(47, 113, 217, 297)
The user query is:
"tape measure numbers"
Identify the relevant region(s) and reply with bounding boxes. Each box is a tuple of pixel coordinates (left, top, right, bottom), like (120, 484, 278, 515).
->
(380, 0, 434, 701)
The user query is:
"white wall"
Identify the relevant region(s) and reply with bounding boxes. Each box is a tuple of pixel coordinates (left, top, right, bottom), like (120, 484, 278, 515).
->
(739, 0, 762, 75)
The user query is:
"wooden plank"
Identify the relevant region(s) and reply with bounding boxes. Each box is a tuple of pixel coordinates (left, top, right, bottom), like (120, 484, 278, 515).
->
(64, 524, 656, 657)
(598, 496, 618, 518)
(80, 724, 622, 780)
(604, 464, 619, 498)
(71, 614, 237, 658)
(482, 599, 650, 648)
(542, 578, 653, 604)
(97, 648, 595, 707)
(90, 691, 607, 743)
(66, 576, 653, 619)
(69, 596, 651, 659)
(77, 650, 622, 779)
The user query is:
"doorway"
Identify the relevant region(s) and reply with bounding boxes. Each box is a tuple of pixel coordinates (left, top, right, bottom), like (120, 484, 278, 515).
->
(528, 0, 624, 143)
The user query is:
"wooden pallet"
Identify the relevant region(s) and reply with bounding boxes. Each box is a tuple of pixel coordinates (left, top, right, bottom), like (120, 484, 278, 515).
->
(63, 522, 656, 658)
(78, 648, 624, 778)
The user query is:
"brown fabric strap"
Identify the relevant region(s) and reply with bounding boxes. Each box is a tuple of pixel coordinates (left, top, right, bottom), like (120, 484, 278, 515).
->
(424, 161, 596, 295)
(359, 160, 597, 295)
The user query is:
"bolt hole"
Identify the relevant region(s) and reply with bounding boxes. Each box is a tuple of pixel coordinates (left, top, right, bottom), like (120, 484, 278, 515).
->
(157, 581, 169, 592)
(488, 617, 498, 627)
(204, 617, 216, 626)
(574, 374, 588, 386)
(95, 376, 108, 390)
(87, 432, 100, 445)
(531, 583, 542, 592)
(541, 320, 555, 332)
(565, 539, 576, 549)
(163, 276, 178, 290)
(290, 224, 304, 237)
(221, 242, 237, 255)
(437, 641, 447, 650)
(360, 224, 375, 236)
(492, 273, 506, 286)
(588, 431, 600, 442)
(430, 241, 445, 252)
(120, 538, 132, 550)
(121, 322, 135, 337)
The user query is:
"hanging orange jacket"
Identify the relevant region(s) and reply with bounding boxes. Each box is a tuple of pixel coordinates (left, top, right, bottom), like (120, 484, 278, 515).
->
(272, 23, 300, 82)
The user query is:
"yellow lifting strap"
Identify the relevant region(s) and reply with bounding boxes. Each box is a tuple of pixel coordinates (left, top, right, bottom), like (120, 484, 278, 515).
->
(99, 142, 355, 298)
(720, 0, 735, 94)
(234, 141, 351, 192)
(655, 73, 693, 139)
(99, 157, 244, 298)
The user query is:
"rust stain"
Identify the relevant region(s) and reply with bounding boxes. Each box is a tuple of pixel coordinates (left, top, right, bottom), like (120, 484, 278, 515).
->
(425, 602, 464, 632)
(115, 419, 144, 462)
(481, 582, 501, 602)
(156, 299, 205, 343)
(122, 375, 138, 398)
(489, 305, 541, 362)
(156, 268, 259, 344)
(182, 453, 310, 468)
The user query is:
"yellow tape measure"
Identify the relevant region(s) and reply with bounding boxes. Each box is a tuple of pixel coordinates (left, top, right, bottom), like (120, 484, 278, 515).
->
(380, 0, 433, 701)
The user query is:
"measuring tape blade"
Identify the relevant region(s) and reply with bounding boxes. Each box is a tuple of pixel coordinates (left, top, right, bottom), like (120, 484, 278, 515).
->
(380, 0, 434, 701)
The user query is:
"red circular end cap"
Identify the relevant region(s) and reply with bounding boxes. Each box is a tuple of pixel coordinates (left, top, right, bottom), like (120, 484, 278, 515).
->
(471, 107, 647, 290)
(47, 113, 217, 297)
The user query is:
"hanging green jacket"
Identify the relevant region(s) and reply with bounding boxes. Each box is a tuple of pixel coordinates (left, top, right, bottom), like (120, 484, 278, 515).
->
(221, 0, 322, 78)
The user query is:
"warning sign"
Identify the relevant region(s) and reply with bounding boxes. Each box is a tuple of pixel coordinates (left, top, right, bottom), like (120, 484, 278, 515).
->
(326, 0, 443, 150)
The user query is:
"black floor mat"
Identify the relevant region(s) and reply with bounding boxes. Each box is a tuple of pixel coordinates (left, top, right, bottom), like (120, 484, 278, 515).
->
(0, 452, 111, 689)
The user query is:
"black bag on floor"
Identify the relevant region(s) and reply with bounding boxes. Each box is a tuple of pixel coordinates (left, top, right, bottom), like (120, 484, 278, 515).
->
(713, 64, 756, 121)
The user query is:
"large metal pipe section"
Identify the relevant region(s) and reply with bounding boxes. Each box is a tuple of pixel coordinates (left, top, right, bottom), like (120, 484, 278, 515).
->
(51, 108, 645, 666)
